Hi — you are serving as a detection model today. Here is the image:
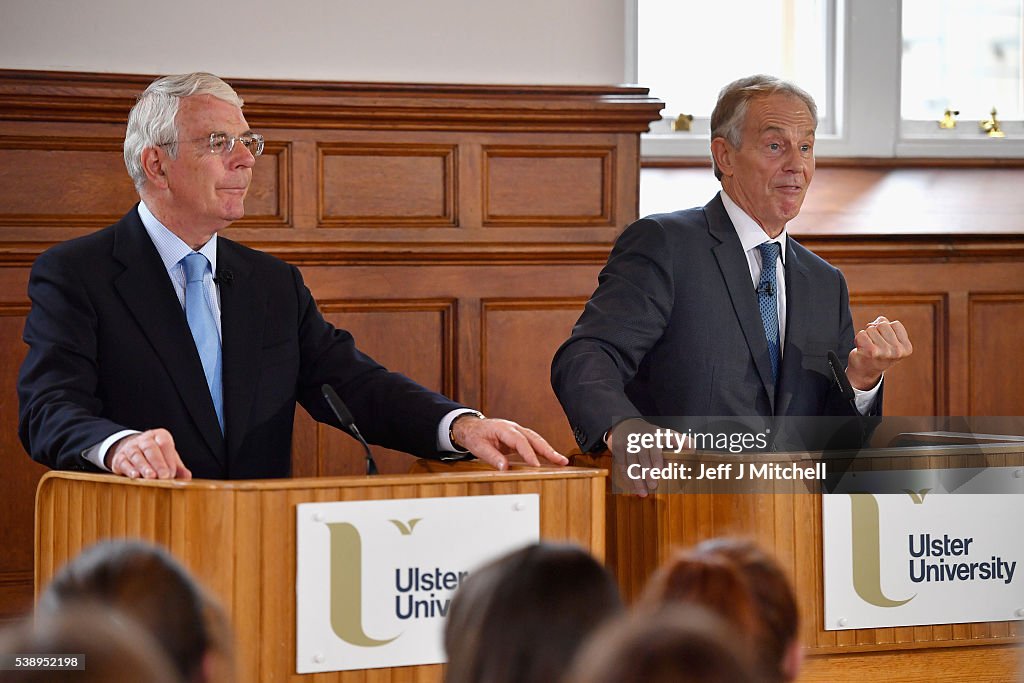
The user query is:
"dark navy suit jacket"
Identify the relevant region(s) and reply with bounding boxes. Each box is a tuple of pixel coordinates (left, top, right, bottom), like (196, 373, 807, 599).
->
(551, 194, 878, 453)
(18, 206, 463, 478)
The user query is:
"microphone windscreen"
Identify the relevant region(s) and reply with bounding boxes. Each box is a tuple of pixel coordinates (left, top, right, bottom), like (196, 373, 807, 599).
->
(321, 384, 355, 426)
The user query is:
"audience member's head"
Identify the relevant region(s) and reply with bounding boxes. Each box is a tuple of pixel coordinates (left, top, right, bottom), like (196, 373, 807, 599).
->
(198, 587, 236, 683)
(37, 539, 222, 683)
(0, 607, 180, 683)
(638, 547, 764, 641)
(566, 605, 760, 683)
(444, 542, 623, 683)
(697, 537, 802, 681)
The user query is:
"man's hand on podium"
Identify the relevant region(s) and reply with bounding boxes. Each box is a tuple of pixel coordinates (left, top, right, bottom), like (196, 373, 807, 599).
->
(105, 428, 192, 480)
(608, 418, 693, 496)
(450, 415, 568, 471)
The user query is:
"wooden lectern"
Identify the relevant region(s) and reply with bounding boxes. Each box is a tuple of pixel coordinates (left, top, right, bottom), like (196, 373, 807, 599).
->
(35, 465, 605, 682)
(576, 443, 1024, 683)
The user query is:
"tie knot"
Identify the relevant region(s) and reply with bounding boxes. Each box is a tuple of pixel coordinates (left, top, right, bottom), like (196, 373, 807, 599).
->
(182, 252, 209, 284)
(758, 241, 781, 267)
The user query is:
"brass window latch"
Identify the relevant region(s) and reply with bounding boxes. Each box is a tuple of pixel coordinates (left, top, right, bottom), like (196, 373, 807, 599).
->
(938, 109, 959, 129)
(980, 107, 1006, 137)
(671, 113, 694, 132)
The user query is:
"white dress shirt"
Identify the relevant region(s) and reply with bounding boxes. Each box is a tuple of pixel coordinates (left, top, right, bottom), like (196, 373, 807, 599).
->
(719, 190, 880, 413)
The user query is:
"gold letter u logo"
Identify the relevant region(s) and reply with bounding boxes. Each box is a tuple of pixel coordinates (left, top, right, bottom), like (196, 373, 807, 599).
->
(849, 494, 915, 608)
(327, 522, 399, 646)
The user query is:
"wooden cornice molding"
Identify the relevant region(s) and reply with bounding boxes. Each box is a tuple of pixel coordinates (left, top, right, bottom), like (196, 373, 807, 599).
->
(0, 69, 665, 132)
(0, 237, 1020, 267)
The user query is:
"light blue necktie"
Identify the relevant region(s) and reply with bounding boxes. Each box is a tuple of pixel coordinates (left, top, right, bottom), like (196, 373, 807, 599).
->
(182, 253, 224, 433)
(757, 241, 782, 384)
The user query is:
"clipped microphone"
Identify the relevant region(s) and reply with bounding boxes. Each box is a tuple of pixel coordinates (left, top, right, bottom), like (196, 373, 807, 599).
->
(756, 281, 775, 296)
(827, 350, 856, 406)
(214, 269, 234, 285)
(321, 384, 378, 475)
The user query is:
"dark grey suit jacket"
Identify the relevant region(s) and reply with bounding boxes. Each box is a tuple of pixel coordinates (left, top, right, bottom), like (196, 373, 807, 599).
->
(18, 206, 464, 478)
(551, 194, 876, 453)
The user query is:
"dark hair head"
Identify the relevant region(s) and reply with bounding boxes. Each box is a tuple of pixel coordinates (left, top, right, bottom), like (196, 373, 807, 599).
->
(710, 74, 818, 179)
(37, 540, 210, 682)
(696, 538, 801, 681)
(566, 605, 760, 683)
(444, 542, 623, 683)
(0, 607, 180, 683)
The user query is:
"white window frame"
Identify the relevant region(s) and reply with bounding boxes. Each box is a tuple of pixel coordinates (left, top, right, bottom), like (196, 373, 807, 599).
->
(629, 0, 1024, 159)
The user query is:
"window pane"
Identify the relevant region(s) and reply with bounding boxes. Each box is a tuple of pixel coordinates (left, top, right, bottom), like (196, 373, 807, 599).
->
(902, 0, 1023, 120)
(637, 0, 829, 120)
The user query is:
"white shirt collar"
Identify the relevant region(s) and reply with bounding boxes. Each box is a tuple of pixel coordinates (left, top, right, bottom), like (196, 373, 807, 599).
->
(719, 190, 786, 264)
(137, 201, 218, 273)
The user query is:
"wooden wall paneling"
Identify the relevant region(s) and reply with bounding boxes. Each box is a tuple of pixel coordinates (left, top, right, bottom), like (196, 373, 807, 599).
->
(481, 145, 615, 226)
(285, 138, 319, 232)
(479, 298, 589, 454)
(0, 135, 137, 230)
(969, 294, 1024, 415)
(237, 141, 291, 229)
(318, 143, 457, 227)
(848, 295, 947, 416)
(0, 303, 43, 621)
(292, 299, 457, 477)
(946, 290, 972, 417)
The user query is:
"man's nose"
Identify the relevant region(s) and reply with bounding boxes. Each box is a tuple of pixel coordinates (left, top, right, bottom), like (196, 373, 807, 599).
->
(782, 145, 805, 173)
(229, 140, 256, 169)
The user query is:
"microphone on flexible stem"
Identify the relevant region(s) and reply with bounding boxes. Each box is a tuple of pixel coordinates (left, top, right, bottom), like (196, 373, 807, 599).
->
(321, 384, 378, 475)
(827, 350, 856, 408)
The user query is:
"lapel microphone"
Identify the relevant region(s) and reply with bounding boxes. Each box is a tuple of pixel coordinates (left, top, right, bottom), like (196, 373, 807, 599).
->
(213, 269, 234, 285)
(321, 384, 379, 475)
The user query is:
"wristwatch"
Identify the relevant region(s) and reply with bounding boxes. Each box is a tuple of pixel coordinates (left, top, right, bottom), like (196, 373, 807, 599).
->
(448, 411, 484, 452)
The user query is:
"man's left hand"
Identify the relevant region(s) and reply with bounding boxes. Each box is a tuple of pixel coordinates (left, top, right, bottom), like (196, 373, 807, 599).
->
(846, 315, 913, 390)
(451, 416, 568, 470)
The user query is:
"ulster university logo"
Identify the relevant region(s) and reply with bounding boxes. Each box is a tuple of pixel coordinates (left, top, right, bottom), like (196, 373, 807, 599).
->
(296, 495, 537, 674)
(326, 521, 402, 647)
(848, 493, 916, 607)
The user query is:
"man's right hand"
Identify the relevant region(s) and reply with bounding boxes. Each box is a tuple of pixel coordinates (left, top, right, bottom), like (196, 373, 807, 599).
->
(105, 429, 191, 480)
(608, 418, 681, 497)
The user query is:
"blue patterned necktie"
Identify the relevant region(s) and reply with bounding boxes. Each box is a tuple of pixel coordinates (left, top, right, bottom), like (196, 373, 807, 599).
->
(182, 253, 224, 433)
(757, 241, 782, 384)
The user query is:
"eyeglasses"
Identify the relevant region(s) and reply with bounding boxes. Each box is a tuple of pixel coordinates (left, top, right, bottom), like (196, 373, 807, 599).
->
(158, 132, 265, 157)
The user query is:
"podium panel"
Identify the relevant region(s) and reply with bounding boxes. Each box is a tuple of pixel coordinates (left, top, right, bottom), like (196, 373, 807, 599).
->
(35, 465, 605, 682)
(576, 443, 1024, 682)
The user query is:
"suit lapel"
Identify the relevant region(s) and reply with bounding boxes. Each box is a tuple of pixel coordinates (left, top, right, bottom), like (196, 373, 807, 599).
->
(111, 208, 226, 466)
(705, 196, 776, 412)
(775, 239, 811, 416)
(217, 240, 264, 464)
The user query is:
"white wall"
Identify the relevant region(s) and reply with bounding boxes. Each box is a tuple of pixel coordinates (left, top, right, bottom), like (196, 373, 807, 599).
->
(1, 0, 628, 85)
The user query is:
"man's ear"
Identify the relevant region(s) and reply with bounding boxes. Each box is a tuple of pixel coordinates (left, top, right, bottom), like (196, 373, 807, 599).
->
(141, 147, 168, 189)
(710, 137, 734, 178)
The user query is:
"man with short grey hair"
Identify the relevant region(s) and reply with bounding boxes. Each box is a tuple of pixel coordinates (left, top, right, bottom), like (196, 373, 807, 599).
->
(551, 74, 912, 454)
(18, 72, 567, 479)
